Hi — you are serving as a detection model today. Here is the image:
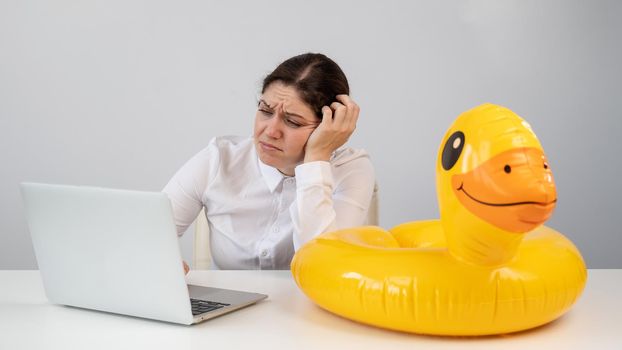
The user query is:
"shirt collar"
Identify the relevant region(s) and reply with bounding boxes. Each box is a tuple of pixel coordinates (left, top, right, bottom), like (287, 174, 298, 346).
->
(257, 156, 286, 193)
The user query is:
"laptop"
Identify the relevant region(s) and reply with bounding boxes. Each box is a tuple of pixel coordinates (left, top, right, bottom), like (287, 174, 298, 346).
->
(20, 182, 267, 325)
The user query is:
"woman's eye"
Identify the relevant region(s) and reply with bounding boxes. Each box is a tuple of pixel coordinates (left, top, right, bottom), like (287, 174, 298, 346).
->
(259, 109, 273, 116)
(285, 119, 302, 128)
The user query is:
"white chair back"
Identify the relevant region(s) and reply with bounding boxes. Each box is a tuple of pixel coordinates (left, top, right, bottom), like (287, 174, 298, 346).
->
(365, 182, 379, 226)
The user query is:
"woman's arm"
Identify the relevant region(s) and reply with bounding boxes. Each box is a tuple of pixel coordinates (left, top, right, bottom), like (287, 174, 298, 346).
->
(290, 94, 374, 249)
(162, 141, 220, 236)
(290, 151, 375, 250)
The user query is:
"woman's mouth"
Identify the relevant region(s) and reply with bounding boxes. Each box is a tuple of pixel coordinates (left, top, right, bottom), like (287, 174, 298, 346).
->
(259, 141, 282, 152)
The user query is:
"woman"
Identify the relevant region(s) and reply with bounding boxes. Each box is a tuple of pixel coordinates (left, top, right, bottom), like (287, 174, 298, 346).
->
(163, 53, 375, 270)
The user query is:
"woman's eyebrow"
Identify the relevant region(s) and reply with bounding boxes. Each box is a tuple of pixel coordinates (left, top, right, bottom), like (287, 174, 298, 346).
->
(259, 99, 314, 122)
(258, 99, 274, 109)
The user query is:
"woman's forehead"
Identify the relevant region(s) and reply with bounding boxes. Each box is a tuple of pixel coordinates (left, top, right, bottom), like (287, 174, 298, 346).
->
(262, 83, 315, 117)
(263, 83, 301, 103)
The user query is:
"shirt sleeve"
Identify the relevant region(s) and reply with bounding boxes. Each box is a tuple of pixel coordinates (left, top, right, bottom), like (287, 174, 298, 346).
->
(162, 141, 220, 236)
(290, 152, 375, 250)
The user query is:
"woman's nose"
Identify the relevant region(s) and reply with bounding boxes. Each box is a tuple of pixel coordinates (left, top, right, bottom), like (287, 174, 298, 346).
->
(265, 113, 283, 138)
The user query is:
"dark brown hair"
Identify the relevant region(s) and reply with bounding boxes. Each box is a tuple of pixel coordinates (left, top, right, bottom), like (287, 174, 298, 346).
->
(261, 53, 349, 119)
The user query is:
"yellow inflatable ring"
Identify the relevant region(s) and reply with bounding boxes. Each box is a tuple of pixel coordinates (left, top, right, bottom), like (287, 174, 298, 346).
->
(291, 104, 587, 336)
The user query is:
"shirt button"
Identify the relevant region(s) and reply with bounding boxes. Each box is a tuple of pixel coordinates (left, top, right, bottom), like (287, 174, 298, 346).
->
(272, 227, 279, 233)
(260, 250, 268, 257)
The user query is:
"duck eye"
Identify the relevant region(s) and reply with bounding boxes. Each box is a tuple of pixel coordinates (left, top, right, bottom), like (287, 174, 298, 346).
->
(504, 165, 511, 174)
(441, 131, 465, 170)
(544, 162, 549, 169)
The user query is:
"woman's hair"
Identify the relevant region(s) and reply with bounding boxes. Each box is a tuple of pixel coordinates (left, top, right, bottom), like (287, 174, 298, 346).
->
(261, 53, 350, 119)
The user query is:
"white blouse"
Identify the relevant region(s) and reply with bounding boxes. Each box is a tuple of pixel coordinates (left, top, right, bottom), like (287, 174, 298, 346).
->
(162, 136, 375, 269)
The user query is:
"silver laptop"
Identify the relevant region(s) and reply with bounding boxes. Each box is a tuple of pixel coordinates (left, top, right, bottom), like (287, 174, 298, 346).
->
(20, 182, 267, 325)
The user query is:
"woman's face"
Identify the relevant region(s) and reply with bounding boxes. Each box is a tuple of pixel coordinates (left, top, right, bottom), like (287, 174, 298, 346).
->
(254, 82, 320, 176)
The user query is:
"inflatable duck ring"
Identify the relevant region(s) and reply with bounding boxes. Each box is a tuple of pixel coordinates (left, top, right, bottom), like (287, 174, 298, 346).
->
(291, 104, 587, 336)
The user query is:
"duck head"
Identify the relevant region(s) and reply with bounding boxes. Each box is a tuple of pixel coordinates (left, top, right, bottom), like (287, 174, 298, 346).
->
(437, 104, 557, 265)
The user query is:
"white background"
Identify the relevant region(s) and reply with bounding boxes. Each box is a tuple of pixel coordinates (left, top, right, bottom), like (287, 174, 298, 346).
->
(1, 0, 620, 268)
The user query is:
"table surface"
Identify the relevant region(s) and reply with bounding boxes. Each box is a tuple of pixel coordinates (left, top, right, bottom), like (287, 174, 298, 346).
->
(1, 269, 620, 349)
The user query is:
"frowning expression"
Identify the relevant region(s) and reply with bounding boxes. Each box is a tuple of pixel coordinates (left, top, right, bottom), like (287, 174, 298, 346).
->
(254, 82, 320, 176)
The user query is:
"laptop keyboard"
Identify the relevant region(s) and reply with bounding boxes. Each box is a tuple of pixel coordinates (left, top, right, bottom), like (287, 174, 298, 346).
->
(190, 298, 231, 316)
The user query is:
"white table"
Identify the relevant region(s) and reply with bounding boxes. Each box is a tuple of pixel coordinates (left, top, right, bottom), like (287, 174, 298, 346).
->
(0, 270, 620, 349)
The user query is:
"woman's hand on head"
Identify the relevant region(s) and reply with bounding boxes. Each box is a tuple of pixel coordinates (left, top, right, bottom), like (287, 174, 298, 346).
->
(304, 95, 359, 163)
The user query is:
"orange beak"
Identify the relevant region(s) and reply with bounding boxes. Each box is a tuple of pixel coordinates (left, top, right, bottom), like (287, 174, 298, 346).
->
(451, 147, 557, 233)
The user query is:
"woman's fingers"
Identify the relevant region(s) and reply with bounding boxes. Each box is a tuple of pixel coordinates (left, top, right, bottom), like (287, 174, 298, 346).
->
(332, 95, 359, 130)
(321, 105, 333, 122)
(330, 101, 347, 126)
(336, 94, 358, 112)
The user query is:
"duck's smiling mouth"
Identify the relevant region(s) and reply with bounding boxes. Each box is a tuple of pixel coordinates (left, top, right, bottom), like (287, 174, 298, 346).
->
(457, 183, 557, 207)
(449, 147, 557, 233)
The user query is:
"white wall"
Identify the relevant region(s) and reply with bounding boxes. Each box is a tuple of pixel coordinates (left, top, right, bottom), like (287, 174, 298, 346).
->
(1, 0, 620, 268)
